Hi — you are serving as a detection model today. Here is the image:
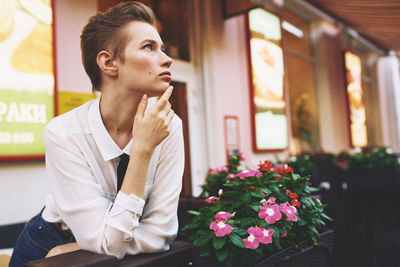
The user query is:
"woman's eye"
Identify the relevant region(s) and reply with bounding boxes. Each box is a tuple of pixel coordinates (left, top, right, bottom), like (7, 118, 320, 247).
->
(144, 44, 152, 50)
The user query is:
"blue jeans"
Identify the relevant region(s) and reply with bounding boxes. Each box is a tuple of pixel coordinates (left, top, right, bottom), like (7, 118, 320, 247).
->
(9, 210, 75, 267)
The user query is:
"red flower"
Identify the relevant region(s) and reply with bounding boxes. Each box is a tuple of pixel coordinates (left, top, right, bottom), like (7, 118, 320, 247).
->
(289, 192, 298, 199)
(259, 160, 273, 172)
(291, 198, 301, 208)
(273, 164, 293, 175)
(249, 186, 259, 191)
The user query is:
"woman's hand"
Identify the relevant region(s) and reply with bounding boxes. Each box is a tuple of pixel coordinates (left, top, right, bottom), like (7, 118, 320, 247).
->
(132, 86, 174, 153)
(46, 242, 81, 258)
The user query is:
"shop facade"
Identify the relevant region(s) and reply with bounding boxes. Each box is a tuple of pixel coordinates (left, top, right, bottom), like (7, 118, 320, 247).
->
(1, 0, 399, 229)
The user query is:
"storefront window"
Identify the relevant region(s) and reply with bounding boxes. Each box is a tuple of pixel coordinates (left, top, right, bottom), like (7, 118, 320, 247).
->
(138, 0, 190, 61)
(285, 54, 320, 152)
(282, 8, 320, 153)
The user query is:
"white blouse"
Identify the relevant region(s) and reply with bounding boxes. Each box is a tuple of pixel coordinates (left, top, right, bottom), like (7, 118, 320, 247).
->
(42, 97, 184, 259)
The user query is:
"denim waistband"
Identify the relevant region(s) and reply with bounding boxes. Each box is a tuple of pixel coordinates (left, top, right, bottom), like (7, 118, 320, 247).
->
(40, 206, 73, 242)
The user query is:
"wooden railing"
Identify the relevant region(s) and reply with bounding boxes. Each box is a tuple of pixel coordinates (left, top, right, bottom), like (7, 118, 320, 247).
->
(25, 240, 193, 267)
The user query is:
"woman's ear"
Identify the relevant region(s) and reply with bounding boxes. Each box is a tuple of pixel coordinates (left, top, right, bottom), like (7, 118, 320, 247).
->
(97, 51, 118, 77)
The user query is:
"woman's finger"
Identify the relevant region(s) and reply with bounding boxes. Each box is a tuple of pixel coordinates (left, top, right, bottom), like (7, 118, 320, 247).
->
(166, 109, 174, 125)
(135, 94, 148, 120)
(156, 86, 173, 110)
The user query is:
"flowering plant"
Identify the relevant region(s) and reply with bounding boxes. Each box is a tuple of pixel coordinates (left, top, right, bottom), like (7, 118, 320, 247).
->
(182, 154, 330, 266)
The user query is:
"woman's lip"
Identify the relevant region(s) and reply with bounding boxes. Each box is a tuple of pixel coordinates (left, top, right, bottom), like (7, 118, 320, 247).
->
(159, 71, 171, 76)
(160, 74, 171, 82)
(159, 71, 172, 82)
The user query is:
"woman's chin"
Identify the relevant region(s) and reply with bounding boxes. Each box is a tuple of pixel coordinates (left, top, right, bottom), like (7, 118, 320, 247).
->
(147, 86, 170, 97)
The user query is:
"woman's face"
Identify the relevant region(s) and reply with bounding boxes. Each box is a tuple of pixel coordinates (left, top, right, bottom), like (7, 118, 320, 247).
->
(117, 21, 172, 97)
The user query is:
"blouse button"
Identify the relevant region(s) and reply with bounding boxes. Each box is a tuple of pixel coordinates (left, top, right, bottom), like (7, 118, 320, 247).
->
(38, 226, 42, 230)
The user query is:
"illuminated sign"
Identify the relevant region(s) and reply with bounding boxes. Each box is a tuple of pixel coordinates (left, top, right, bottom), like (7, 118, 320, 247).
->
(0, 0, 54, 159)
(247, 8, 288, 151)
(344, 51, 367, 147)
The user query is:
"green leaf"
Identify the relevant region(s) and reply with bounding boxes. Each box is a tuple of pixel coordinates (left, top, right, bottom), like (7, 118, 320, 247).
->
(187, 210, 201, 216)
(229, 234, 245, 248)
(270, 184, 280, 193)
(261, 187, 272, 195)
(320, 212, 333, 221)
(233, 228, 248, 236)
(215, 247, 229, 262)
(268, 225, 280, 238)
(241, 192, 252, 203)
(292, 173, 301, 181)
(250, 190, 265, 198)
(193, 233, 212, 247)
(199, 247, 211, 257)
(212, 236, 227, 249)
(240, 217, 257, 227)
(306, 186, 320, 193)
(308, 226, 319, 236)
(250, 204, 261, 212)
(297, 217, 307, 226)
(273, 234, 282, 250)
(181, 222, 198, 231)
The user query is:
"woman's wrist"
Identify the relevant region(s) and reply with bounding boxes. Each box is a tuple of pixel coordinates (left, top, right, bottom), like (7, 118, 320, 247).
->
(131, 140, 155, 157)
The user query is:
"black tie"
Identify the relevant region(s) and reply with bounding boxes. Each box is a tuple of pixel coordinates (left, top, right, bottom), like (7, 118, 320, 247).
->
(117, 154, 130, 192)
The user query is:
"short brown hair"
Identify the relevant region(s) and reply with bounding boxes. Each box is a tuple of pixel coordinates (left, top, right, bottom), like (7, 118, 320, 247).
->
(80, 1, 155, 91)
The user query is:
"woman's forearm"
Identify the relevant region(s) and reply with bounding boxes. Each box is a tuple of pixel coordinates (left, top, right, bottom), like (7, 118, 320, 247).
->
(46, 242, 81, 258)
(120, 146, 153, 199)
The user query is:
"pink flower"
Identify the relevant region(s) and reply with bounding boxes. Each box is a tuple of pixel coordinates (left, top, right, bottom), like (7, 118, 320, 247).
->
(280, 202, 298, 222)
(238, 151, 245, 161)
(205, 196, 219, 204)
(258, 204, 282, 224)
(266, 197, 276, 205)
(210, 220, 233, 237)
(215, 166, 228, 173)
(243, 227, 260, 249)
(227, 173, 236, 179)
(281, 233, 287, 237)
(260, 197, 275, 206)
(215, 211, 233, 220)
(255, 227, 274, 244)
(236, 170, 262, 180)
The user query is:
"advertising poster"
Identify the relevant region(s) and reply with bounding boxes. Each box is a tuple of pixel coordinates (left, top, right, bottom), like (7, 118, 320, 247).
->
(0, 0, 54, 159)
(344, 51, 367, 147)
(248, 8, 288, 151)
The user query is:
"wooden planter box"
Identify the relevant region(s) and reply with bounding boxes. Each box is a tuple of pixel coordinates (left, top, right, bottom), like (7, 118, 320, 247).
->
(255, 229, 334, 267)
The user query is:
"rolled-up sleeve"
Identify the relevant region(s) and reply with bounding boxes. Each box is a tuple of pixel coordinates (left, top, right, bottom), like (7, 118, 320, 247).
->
(127, 118, 184, 254)
(43, 116, 184, 259)
(43, 127, 145, 259)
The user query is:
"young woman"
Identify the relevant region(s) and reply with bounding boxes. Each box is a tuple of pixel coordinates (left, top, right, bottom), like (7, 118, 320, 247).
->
(9, 2, 184, 266)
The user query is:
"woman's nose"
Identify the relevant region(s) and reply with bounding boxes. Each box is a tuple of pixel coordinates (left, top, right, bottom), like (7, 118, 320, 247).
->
(162, 52, 172, 68)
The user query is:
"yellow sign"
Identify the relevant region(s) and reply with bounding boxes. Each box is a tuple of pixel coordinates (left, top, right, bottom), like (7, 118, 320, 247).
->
(58, 91, 97, 115)
(0, 0, 54, 158)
